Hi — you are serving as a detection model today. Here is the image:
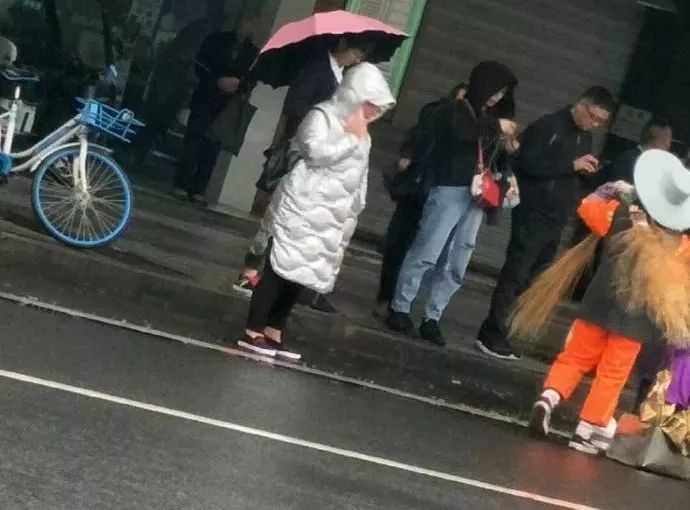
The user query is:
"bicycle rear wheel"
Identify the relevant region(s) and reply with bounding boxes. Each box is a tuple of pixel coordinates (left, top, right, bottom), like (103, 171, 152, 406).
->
(32, 147, 133, 248)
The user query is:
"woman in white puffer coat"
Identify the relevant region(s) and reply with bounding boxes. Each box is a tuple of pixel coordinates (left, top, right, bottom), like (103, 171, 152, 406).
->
(238, 62, 395, 359)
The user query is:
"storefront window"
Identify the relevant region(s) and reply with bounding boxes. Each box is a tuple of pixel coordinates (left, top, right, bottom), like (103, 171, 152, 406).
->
(0, 0, 265, 161)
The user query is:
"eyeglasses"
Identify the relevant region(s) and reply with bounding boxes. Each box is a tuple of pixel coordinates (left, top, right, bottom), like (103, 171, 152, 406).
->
(584, 104, 610, 126)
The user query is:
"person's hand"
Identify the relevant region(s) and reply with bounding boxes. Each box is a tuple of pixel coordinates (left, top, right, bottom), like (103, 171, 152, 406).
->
(612, 180, 634, 195)
(628, 204, 649, 227)
(345, 110, 368, 138)
(217, 76, 240, 93)
(498, 118, 517, 136)
(398, 158, 411, 171)
(574, 154, 599, 174)
(504, 136, 520, 153)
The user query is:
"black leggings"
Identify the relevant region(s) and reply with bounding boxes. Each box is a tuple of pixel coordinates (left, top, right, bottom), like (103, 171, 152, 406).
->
(246, 255, 303, 332)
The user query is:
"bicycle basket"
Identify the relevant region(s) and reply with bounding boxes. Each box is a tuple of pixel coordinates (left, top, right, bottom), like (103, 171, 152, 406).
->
(77, 98, 144, 143)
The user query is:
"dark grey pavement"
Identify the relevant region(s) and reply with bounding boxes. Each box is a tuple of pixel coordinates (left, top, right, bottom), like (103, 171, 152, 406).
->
(0, 176, 606, 432)
(0, 300, 687, 509)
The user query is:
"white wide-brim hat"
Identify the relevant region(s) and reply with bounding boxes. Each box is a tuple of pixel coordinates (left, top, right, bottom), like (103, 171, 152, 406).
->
(634, 149, 690, 232)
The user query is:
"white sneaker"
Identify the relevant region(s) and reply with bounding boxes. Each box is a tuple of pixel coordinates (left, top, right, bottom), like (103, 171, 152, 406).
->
(530, 390, 561, 437)
(568, 419, 617, 455)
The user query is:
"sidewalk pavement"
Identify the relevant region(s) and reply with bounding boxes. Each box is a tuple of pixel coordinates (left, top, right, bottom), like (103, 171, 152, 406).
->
(0, 175, 634, 430)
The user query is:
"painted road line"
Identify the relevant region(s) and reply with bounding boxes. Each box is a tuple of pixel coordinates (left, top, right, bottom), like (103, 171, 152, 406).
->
(0, 368, 600, 510)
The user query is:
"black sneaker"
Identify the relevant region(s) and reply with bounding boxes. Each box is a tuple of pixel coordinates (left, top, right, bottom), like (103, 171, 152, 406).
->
(237, 335, 276, 357)
(265, 338, 302, 361)
(387, 311, 415, 336)
(310, 293, 337, 314)
(419, 319, 446, 346)
(530, 396, 554, 437)
(233, 273, 260, 297)
(475, 336, 520, 360)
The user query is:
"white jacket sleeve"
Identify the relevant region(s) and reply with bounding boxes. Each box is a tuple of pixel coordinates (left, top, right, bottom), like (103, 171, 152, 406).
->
(296, 109, 360, 168)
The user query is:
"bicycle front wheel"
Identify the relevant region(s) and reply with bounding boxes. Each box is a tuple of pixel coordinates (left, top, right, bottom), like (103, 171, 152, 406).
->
(32, 147, 133, 248)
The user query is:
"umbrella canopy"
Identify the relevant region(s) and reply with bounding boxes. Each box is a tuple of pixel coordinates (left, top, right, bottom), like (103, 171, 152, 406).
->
(252, 10, 408, 88)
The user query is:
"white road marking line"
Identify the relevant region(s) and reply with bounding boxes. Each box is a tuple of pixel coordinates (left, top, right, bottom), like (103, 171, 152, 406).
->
(0, 368, 599, 510)
(0, 291, 560, 434)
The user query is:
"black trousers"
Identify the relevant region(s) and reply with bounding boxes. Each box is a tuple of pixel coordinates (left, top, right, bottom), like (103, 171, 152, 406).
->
(246, 255, 303, 332)
(478, 206, 564, 344)
(174, 107, 221, 196)
(377, 198, 424, 304)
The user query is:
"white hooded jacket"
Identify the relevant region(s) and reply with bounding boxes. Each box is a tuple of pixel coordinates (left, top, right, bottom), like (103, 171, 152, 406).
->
(267, 62, 395, 293)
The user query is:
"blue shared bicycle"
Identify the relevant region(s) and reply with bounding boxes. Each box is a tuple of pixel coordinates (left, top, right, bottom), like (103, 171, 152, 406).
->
(0, 64, 143, 248)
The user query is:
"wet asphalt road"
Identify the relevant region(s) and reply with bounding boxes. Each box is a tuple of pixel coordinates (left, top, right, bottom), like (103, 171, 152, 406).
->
(0, 300, 687, 510)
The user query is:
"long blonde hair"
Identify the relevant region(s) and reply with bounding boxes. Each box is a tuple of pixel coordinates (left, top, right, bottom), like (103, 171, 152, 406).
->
(509, 224, 690, 347)
(509, 234, 599, 340)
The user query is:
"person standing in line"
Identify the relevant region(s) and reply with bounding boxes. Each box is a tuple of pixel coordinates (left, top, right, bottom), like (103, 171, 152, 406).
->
(232, 37, 369, 313)
(374, 82, 468, 318)
(609, 116, 673, 183)
(387, 61, 518, 346)
(236, 63, 395, 359)
(173, 13, 259, 201)
(476, 87, 616, 360)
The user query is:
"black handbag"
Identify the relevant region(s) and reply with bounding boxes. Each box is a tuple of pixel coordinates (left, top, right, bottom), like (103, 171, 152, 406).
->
(256, 139, 291, 193)
(206, 93, 257, 155)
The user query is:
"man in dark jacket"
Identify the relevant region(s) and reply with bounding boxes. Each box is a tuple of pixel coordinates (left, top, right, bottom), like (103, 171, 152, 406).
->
(388, 61, 518, 345)
(174, 13, 259, 201)
(476, 87, 616, 360)
(375, 83, 467, 316)
(610, 116, 673, 183)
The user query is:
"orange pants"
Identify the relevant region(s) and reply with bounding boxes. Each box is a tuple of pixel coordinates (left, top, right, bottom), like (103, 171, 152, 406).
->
(544, 319, 641, 427)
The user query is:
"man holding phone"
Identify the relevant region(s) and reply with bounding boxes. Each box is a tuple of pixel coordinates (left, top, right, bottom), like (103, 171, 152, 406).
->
(476, 87, 616, 360)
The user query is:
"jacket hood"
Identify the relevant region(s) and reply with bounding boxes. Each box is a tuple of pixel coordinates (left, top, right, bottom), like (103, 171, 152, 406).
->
(466, 61, 518, 115)
(331, 62, 396, 119)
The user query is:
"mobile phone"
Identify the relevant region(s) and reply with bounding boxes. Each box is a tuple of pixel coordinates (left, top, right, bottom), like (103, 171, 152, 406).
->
(596, 160, 611, 170)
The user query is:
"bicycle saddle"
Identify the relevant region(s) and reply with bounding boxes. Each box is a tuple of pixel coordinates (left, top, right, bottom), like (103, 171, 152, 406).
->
(0, 64, 40, 83)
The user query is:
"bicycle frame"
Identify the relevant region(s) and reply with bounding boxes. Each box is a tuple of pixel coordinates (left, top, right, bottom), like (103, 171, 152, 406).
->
(1, 84, 100, 193)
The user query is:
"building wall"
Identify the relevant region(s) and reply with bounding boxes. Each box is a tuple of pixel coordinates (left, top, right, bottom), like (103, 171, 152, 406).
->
(358, 0, 644, 271)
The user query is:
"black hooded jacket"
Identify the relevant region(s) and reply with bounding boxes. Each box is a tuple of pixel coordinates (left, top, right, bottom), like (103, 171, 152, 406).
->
(431, 61, 518, 188)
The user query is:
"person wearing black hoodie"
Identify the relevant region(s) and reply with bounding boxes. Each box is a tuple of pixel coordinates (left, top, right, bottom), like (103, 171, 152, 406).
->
(387, 61, 518, 345)
(375, 82, 468, 317)
(476, 86, 616, 360)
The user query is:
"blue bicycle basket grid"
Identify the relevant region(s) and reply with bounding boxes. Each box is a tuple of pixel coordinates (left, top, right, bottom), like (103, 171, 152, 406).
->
(77, 98, 145, 143)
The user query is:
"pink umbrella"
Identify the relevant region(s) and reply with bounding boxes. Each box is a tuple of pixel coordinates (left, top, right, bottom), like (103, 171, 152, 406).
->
(252, 10, 408, 87)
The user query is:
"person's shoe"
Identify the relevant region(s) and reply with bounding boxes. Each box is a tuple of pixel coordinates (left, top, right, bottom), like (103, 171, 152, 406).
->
(188, 193, 206, 204)
(372, 301, 391, 321)
(419, 319, 446, 346)
(171, 187, 187, 199)
(529, 390, 561, 437)
(237, 334, 276, 357)
(265, 338, 302, 361)
(567, 419, 616, 455)
(387, 311, 415, 336)
(475, 336, 520, 360)
(567, 433, 603, 455)
(233, 273, 260, 297)
(310, 293, 337, 314)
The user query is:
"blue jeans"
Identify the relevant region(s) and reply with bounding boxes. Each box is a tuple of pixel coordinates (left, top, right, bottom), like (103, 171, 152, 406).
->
(392, 186, 484, 321)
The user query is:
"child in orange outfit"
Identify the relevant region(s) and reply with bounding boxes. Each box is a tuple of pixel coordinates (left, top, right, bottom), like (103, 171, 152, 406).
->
(510, 150, 690, 455)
